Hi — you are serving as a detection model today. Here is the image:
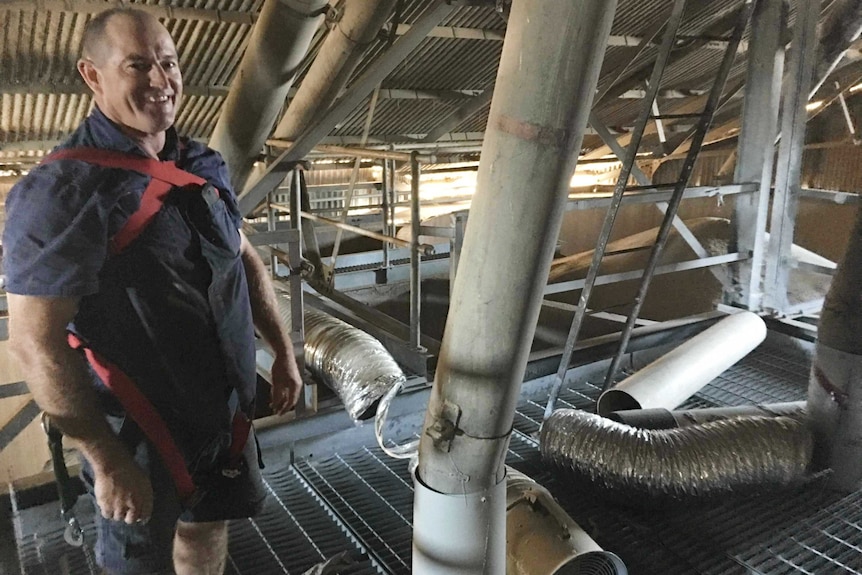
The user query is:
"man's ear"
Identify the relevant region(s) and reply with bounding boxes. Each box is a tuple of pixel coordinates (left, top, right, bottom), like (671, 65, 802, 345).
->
(77, 59, 101, 95)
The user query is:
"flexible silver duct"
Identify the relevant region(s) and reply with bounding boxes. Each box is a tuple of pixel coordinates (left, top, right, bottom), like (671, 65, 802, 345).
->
(541, 409, 813, 502)
(276, 297, 405, 421)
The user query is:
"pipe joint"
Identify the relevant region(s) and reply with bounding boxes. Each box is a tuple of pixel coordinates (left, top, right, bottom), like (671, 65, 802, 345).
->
(425, 400, 461, 451)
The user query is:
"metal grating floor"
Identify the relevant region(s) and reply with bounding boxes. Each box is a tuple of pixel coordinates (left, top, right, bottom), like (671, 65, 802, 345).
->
(11, 464, 381, 575)
(9, 340, 862, 575)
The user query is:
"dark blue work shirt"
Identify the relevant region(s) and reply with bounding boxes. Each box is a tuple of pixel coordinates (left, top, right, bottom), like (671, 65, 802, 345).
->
(4, 108, 257, 470)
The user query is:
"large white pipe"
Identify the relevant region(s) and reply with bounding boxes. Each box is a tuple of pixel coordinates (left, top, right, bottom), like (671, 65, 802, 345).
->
(809, 199, 862, 491)
(597, 311, 767, 416)
(506, 469, 627, 575)
(413, 472, 506, 575)
(413, 1, 617, 570)
(209, 0, 327, 191)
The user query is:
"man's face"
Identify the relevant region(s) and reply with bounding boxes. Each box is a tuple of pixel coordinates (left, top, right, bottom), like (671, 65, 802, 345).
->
(80, 14, 183, 139)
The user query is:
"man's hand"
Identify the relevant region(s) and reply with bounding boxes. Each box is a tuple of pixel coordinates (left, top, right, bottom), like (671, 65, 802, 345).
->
(92, 451, 154, 524)
(269, 352, 303, 415)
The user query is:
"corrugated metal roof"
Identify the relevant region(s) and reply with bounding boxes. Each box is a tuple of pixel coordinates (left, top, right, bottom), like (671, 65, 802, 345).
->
(0, 0, 849, 170)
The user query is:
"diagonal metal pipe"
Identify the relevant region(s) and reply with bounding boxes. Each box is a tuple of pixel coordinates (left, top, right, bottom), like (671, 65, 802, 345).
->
(209, 0, 328, 191)
(272, 0, 397, 141)
(412, 1, 617, 572)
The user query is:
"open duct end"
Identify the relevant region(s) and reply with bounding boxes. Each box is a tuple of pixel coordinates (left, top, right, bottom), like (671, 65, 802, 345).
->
(596, 389, 641, 415)
(555, 551, 628, 575)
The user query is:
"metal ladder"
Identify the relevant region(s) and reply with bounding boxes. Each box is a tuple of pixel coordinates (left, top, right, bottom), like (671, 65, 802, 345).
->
(544, 0, 754, 420)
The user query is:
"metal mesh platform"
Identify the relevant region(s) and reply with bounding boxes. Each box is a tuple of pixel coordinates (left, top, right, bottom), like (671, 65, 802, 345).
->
(11, 464, 381, 575)
(10, 338, 862, 575)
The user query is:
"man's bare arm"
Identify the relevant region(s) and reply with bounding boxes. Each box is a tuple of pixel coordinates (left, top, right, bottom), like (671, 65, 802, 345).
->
(239, 231, 303, 414)
(7, 294, 152, 523)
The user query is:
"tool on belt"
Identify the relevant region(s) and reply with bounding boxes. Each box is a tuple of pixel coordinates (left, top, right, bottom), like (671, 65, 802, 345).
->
(41, 412, 84, 547)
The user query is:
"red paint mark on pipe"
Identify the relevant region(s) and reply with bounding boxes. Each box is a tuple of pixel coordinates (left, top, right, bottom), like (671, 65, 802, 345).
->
(496, 114, 569, 148)
(814, 364, 849, 407)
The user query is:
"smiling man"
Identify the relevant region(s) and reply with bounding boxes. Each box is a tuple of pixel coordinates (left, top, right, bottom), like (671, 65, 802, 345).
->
(3, 8, 302, 575)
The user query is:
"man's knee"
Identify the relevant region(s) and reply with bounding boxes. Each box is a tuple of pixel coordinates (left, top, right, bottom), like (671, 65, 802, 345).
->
(173, 520, 228, 574)
(175, 519, 228, 546)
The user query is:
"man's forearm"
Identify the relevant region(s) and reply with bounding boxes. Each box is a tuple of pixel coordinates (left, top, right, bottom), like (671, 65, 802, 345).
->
(7, 295, 125, 473)
(239, 233, 293, 358)
(18, 343, 123, 470)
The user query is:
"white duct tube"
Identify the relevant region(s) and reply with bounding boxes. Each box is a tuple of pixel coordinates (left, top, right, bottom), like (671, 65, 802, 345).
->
(413, 472, 506, 575)
(807, 343, 862, 491)
(506, 469, 627, 575)
(596, 312, 767, 416)
(606, 401, 806, 429)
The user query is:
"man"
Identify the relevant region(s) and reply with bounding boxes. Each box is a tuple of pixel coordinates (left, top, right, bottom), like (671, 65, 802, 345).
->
(3, 8, 302, 574)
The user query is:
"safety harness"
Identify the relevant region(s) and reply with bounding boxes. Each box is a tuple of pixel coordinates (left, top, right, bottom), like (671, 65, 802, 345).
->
(40, 147, 252, 522)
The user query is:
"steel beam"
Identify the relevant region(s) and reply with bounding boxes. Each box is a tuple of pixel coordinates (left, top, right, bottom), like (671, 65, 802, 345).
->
(588, 113, 710, 259)
(731, 0, 785, 311)
(238, 0, 456, 216)
(420, 86, 495, 143)
(1, 0, 257, 24)
(544, 253, 747, 296)
(392, 23, 744, 52)
(764, 0, 819, 313)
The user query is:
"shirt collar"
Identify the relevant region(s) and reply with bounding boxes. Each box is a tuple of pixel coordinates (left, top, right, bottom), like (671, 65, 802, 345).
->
(86, 107, 181, 161)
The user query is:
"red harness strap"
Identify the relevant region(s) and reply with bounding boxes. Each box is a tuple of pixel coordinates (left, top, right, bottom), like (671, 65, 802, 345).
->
(44, 147, 207, 254)
(67, 333, 198, 503)
(42, 147, 251, 505)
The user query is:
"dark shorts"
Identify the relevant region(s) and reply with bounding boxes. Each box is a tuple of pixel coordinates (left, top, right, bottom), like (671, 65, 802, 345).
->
(80, 415, 266, 575)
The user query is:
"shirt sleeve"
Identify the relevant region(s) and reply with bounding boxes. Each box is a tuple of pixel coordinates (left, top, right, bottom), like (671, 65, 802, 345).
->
(2, 161, 116, 297)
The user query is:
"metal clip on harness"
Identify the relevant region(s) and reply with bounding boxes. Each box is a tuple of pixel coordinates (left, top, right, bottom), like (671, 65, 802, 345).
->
(41, 412, 84, 547)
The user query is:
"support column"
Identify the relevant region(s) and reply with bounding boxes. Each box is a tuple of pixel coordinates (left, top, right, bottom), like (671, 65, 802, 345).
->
(731, 0, 785, 310)
(209, 0, 327, 191)
(409, 152, 422, 351)
(413, 1, 617, 572)
(763, 0, 819, 313)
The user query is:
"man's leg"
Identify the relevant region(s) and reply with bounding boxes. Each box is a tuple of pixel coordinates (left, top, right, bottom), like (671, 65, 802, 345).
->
(173, 520, 228, 575)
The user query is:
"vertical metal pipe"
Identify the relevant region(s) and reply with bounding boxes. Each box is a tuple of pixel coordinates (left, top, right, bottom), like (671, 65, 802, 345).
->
(381, 160, 391, 268)
(388, 158, 397, 235)
(450, 210, 467, 290)
(414, 0, 617, 518)
(209, 0, 327, 190)
(266, 191, 279, 277)
(288, 168, 310, 414)
(810, 204, 862, 491)
(763, 0, 819, 312)
(409, 152, 422, 350)
(731, 0, 785, 311)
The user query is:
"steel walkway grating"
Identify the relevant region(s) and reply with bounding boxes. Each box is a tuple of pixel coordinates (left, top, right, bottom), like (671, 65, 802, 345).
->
(12, 464, 379, 575)
(15, 504, 100, 575)
(294, 435, 555, 574)
(225, 464, 379, 575)
(295, 448, 415, 574)
(736, 490, 862, 574)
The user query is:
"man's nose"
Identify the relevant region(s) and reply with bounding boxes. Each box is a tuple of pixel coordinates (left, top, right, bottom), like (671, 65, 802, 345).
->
(149, 64, 171, 88)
